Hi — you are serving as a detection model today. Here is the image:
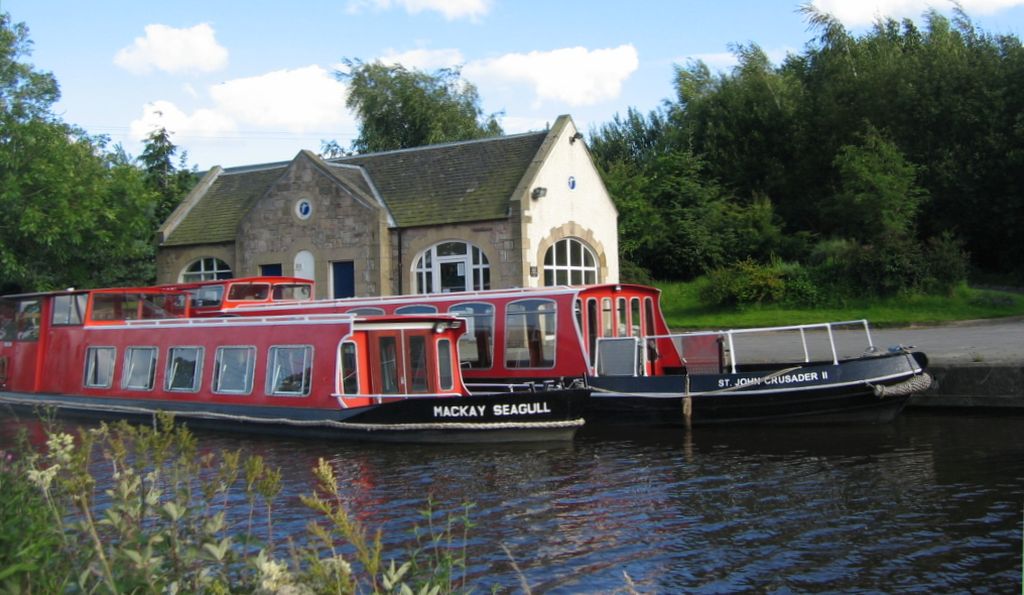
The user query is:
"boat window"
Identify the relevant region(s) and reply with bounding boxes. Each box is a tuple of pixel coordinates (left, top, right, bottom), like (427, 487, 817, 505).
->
(601, 298, 613, 338)
(340, 341, 359, 394)
(645, 297, 658, 363)
(448, 302, 493, 369)
(227, 283, 270, 301)
(14, 299, 40, 341)
(617, 298, 628, 336)
(505, 299, 556, 368)
(587, 298, 599, 366)
(0, 300, 14, 341)
(438, 339, 454, 390)
(348, 307, 385, 316)
(166, 347, 204, 392)
(91, 293, 183, 322)
(272, 284, 312, 301)
(52, 294, 88, 326)
(266, 345, 313, 397)
(213, 346, 256, 394)
(378, 336, 400, 394)
(631, 297, 642, 337)
(396, 305, 438, 314)
(189, 286, 224, 308)
(84, 346, 116, 388)
(122, 347, 157, 391)
(407, 335, 430, 393)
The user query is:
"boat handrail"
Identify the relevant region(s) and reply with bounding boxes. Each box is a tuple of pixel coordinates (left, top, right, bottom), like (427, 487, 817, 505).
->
(648, 319, 875, 375)
(98, 312, 361, 328)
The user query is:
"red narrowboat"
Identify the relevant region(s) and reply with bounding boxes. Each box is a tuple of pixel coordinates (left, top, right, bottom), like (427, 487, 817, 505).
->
(0, 287, 586, 442)
(189, 281, 931, 426)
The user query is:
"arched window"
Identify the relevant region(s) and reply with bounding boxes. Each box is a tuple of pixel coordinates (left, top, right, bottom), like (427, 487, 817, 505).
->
(413, 241, 490, 294)
(181, 257, 232, 282)
(543, 238, 597, 286)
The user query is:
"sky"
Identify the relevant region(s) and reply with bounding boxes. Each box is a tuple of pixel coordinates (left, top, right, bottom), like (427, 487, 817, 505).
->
(4, 0, 1024, 170)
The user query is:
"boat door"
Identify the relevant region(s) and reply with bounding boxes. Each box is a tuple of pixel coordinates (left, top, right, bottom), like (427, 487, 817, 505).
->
(0, 297, 43, 392)
(368, 329, 406, 399)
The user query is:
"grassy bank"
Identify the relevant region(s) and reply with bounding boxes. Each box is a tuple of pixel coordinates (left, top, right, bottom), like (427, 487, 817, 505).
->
(657, 281, 1024, 329)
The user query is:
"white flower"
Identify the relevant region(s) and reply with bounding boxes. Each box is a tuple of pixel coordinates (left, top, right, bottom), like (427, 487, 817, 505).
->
(46, 433, 75, 465)
(27, 464, 59, 491)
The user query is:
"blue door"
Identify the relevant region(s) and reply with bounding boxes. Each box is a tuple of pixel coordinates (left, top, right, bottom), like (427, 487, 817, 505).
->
(260, 263, 283, 276)
(332, 261, 355, 298)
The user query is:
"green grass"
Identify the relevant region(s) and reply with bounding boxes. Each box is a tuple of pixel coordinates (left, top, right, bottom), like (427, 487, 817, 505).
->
(657, 280, 1024, 329)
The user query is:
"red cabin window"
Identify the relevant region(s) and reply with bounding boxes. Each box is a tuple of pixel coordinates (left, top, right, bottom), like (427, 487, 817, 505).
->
(505, 299, 556, 369)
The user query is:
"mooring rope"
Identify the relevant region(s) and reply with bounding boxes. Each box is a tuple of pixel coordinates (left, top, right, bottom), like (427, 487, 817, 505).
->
(872, 373, 932, 398)
(0, 393, 583, 432)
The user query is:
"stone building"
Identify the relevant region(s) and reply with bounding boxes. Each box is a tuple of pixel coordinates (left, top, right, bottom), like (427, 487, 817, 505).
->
(155, 114, 619, 298)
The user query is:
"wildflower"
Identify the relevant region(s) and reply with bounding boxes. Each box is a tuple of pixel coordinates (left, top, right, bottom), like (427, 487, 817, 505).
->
(254, 550, 304, 593)
(46, 432, 75, 465)
(27, 464, 59, 491)
(322, 555, 353, 578)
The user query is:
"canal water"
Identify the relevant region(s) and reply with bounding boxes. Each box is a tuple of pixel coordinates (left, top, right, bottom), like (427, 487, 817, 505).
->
(3, 411, 1022, 592)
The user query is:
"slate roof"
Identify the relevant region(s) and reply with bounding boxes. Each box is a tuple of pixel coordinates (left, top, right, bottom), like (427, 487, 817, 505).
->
(160, 125, 555, 247)
(162, 164, 288, 246)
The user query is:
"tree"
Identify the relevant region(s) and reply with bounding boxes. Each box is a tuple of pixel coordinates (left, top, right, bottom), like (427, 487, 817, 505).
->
(0, 12, 58, 124)
(0, 12, 159, 291)
(139, 127, 197, 224)
(826, 126, 926, 244)
(337, 59, 502, 153)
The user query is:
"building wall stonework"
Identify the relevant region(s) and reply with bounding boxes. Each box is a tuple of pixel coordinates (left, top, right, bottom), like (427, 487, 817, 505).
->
(236, 156, 389, 298)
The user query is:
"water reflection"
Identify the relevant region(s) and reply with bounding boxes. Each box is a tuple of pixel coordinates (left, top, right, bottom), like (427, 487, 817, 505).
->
(1, 410, 1020, 592)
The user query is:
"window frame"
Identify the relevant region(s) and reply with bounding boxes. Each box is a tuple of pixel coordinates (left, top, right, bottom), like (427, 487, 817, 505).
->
(121, 346, 158, 391)
(413, 241, 490, 294)
(448, 302, 495, 370)
(212, 346, 257, 395)
(543, 237, 598, 287)
(84, 346, 117, 389)
(504, 298, 557, 369)
(266, 345, 314, 397)
(165, 346, 205, 393)
(181, 257, 233, 282)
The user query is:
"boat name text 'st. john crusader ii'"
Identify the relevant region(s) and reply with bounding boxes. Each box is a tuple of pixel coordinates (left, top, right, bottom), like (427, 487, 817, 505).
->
(185, 278, 932, 427)
(0, 286, 586, 442)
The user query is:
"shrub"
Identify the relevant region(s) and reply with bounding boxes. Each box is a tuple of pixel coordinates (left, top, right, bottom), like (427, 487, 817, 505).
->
(4, 414, 475, 594)
(700, 258, 819, 308)
(921, 232, 970, 295)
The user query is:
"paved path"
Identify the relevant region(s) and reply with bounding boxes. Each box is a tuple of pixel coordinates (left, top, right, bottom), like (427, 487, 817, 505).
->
(714, 318, 1024, 366)
(868, 318, 1024, 365)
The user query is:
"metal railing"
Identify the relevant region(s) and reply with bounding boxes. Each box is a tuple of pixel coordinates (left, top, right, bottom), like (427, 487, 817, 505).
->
(596, 319, 876, 376)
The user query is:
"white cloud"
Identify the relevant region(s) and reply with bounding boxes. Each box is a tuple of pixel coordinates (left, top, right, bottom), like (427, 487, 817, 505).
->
(129, 100, 236, 141)
(347, 0, 490, 20)
(812, 0, 1024, 27)
(209, 66, 352, 132)
(129, 66, 353, 146)
(464, 45, 639, 108)
(114, 23, 228, 75)
(380, 48, 464, 70)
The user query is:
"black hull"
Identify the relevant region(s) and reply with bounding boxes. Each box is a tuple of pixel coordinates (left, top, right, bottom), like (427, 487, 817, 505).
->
(0, 390, 588, 444)
(585, 352, 929, 427)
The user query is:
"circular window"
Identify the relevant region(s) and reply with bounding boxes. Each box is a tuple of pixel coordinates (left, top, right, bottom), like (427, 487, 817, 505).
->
(294, 198, 313, 220)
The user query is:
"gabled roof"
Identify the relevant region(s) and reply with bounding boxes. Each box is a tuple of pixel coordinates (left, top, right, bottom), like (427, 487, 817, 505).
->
(159, 118, 567, 247)
(329, 129, 548, 227)
(161, 163, 288, 247)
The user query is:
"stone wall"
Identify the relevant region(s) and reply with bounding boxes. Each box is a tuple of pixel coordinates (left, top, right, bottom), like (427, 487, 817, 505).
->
(236, 156, 389, 298)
